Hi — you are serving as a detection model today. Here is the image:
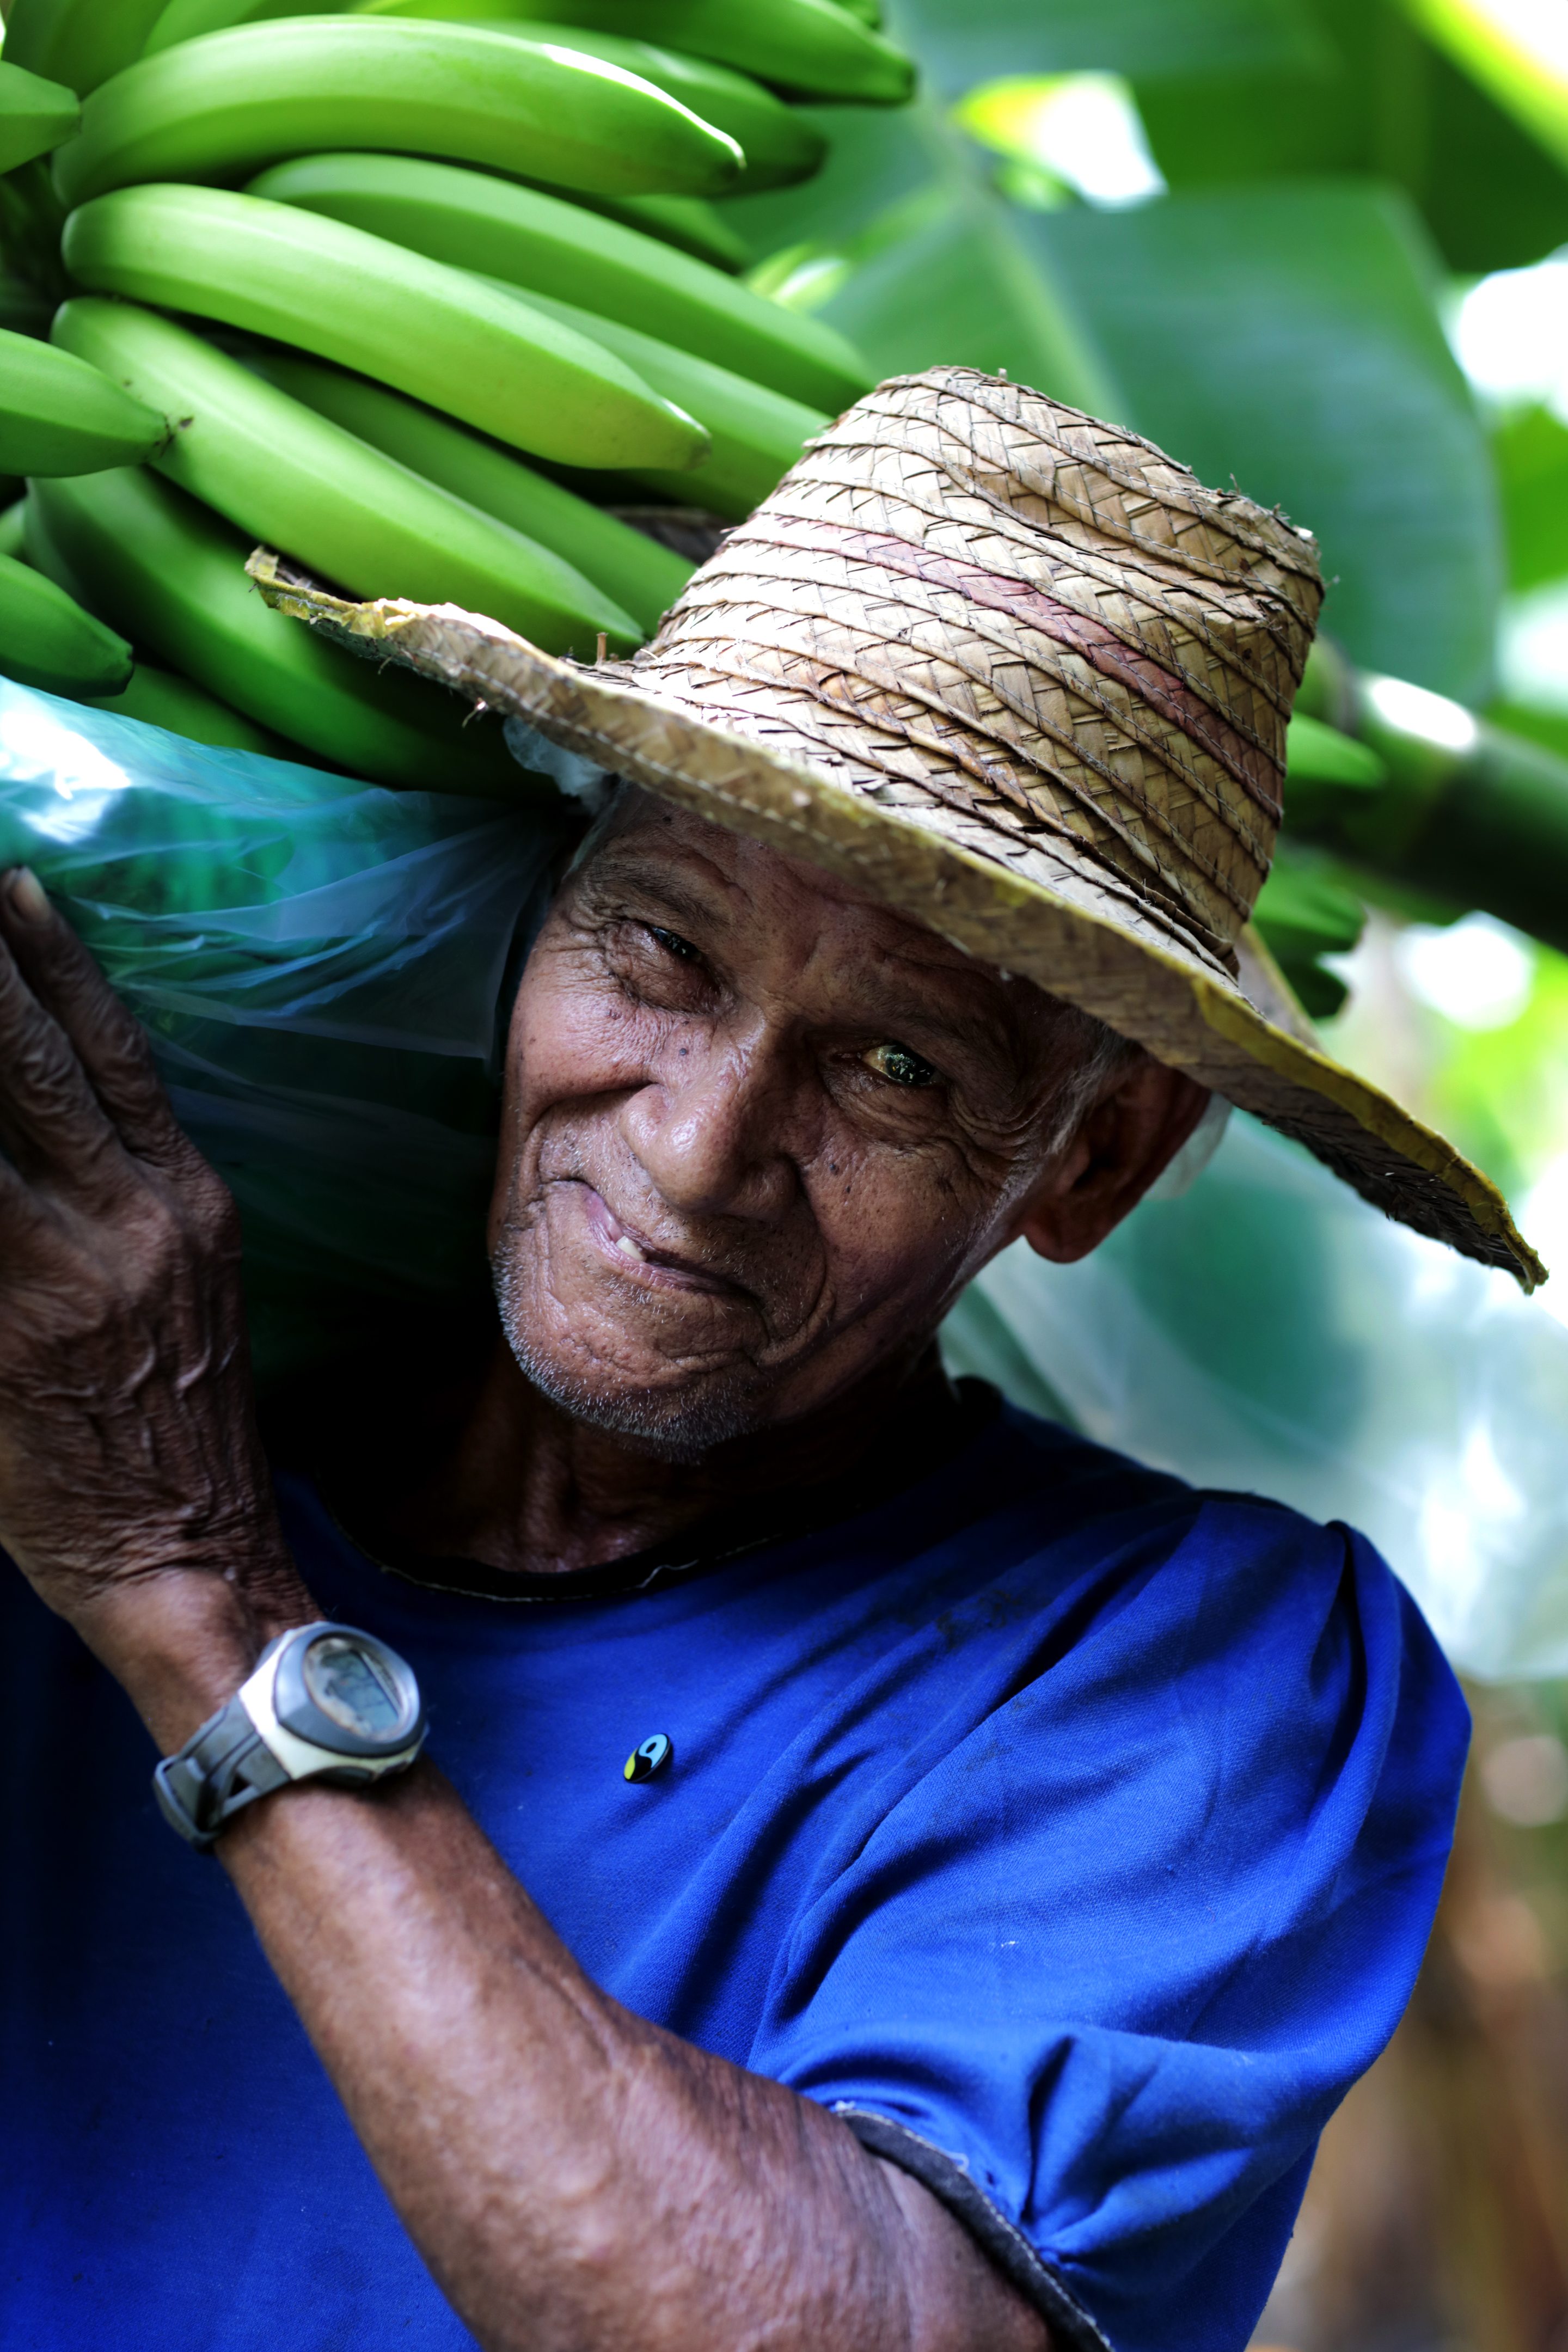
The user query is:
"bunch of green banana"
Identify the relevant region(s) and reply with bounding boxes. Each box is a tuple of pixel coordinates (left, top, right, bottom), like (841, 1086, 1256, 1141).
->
(438, 23, 828, 191)
(0, 0, 912, 782)
(353, 0, 916, 105)
(0, 548, 134, 697)
(54, 297, 641, 654)
(0, 324, 168, 474)
(135, 0, 904, 102)
(481, 281, 827, 518)
(63, 184, 709, 470)
(248, 154, 869, 412)
(26, 468, 538, 797)
(53, 19, 743, 207)
(0, 63, 81, 174)
(244, 348, 694, 637)
(578, 192, 747, 270)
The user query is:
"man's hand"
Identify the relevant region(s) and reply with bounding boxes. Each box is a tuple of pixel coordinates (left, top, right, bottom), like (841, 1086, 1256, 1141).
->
(0, 867, 311, 1737)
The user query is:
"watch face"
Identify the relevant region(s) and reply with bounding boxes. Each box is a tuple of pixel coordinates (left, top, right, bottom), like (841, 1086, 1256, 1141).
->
(302, 1636, 412, 1744)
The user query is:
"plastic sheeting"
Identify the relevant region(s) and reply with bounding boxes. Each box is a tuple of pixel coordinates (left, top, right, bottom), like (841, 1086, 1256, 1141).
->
(942, 1118, 1568, 1681)
(1, 680, 1563, 1679)
(0, 681, 571, 1378)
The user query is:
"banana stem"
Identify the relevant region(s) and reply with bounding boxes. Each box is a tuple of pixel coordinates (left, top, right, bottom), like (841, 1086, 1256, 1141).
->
(1287, 640, 1568, 953)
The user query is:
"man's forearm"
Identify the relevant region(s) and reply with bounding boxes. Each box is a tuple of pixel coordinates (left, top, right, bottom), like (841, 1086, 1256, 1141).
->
(211, 1754, 1046, 2352)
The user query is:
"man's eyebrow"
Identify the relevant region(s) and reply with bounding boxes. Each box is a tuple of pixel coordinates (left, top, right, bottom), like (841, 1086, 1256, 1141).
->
(577, 853, 725, 942)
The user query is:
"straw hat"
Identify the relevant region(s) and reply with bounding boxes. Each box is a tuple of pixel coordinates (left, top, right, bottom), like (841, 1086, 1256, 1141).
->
(251, 366, 1543, 1288)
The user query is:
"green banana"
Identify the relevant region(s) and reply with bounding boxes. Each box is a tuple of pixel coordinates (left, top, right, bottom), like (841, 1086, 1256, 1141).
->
(579, 192, 747, 271)
(0, 545, 133, 696)
(463, 22, 826, 191)
(249, 154, 871, 412)
(483, 278, 824, 517)
(0, 323, 168, 475)
(247, 346, 692, 636)
(83, 660, 295, 756)
(26, 468, 537, 796)
(0, 63, 81, 173)
(53, 18, 742, 209)
(0, 500, 26, 561)
(353, 0, 916, 103)
(136, 0, 872, 117)
(2, 0, 171, 95)
(53, 298, 640, 653)
(142, 0, 350, 57)
(62, 183, 709, 470)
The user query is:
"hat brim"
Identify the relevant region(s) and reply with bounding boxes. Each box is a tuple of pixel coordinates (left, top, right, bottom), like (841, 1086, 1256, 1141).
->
(248, 552, 1545, 1292)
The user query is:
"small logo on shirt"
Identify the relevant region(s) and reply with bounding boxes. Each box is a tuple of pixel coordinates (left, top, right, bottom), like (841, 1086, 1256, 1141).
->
(624, 1732, 673, 1783)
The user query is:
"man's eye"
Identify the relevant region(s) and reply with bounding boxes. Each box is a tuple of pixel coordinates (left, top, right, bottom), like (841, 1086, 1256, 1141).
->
(647, 925, 702, 964)
(864, 1042, 938, 1089)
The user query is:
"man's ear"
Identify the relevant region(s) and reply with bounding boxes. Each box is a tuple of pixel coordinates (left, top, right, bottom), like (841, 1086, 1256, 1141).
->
(1015, 1059, 1212, 1265)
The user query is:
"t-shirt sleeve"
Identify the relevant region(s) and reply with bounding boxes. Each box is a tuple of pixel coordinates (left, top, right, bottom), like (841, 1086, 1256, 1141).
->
(742, 1496, 1469, 2352)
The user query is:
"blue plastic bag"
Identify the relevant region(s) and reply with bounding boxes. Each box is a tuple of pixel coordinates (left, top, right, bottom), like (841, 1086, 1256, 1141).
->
(0, 679, 572, 1380)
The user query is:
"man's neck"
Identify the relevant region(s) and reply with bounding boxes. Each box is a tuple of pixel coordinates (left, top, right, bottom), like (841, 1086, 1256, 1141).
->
(297, 1315, 950, 1581)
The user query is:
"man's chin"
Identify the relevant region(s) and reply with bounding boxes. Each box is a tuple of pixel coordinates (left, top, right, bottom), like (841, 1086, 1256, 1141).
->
(520, 1348, 765, 1461)
(493, 1264, 764, 1462)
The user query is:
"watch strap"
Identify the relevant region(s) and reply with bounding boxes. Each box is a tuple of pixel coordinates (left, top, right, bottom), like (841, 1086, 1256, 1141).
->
(154, 1694, 292, 1851)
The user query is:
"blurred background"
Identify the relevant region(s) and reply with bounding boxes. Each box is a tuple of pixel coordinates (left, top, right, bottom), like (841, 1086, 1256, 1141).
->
(709, 4, 1568, 2343)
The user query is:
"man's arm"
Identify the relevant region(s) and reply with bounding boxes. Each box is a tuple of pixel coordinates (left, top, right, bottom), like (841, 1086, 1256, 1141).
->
(212, 1729, 1046, 2352)
(0, 871, 1049, 2352)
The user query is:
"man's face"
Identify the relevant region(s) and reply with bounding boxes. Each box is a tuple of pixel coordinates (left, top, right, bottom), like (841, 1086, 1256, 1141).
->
(489, 793, 1105, 1454)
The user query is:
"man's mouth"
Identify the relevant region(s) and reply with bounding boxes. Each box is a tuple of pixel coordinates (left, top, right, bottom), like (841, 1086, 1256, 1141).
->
(577, 1184, 740, 1297)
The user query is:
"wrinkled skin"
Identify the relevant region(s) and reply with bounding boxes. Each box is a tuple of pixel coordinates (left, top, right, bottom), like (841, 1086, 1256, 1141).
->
(0, 802, 1208, 2352)
(402, 791, 1208, 1572)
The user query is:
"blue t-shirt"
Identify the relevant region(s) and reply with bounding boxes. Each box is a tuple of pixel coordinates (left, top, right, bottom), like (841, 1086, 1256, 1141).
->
(1, 1397, 1466, 2352)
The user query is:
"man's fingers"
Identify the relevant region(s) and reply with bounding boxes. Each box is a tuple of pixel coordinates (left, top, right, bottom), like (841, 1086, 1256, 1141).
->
(0, 913, 128, 1193)
(0, 869, 190, 1173)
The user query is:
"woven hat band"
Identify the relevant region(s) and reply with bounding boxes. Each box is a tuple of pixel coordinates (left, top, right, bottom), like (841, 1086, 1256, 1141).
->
(626, 370, 1325, 971)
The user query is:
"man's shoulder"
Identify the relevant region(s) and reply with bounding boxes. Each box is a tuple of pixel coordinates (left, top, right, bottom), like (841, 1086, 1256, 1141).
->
(927, 1392, 1448, 1699)
(960, 1389, 1357, 1575)
(851, 1396, 1468, 1896)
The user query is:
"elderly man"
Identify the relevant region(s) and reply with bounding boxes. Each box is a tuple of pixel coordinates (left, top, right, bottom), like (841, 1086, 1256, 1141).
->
(0, 372, 1536, 2352)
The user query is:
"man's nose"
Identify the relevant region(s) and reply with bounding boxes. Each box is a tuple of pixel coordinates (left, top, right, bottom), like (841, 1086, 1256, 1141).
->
(621, 1028, 803, 1224)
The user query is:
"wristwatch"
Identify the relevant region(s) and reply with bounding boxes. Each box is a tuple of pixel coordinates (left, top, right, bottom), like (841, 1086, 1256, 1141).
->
(154, 1622, 427, 1851)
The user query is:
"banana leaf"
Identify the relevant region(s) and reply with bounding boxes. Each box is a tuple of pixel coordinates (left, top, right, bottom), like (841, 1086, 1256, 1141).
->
(1134, 0, 1568, 275)
(1492, 403, 1568, 596)
(1018, 179, 1502, 700)
(726, 100, 1123, 414)
(882, 0, 1330, 92)
(1396, 0, 1568, 175)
